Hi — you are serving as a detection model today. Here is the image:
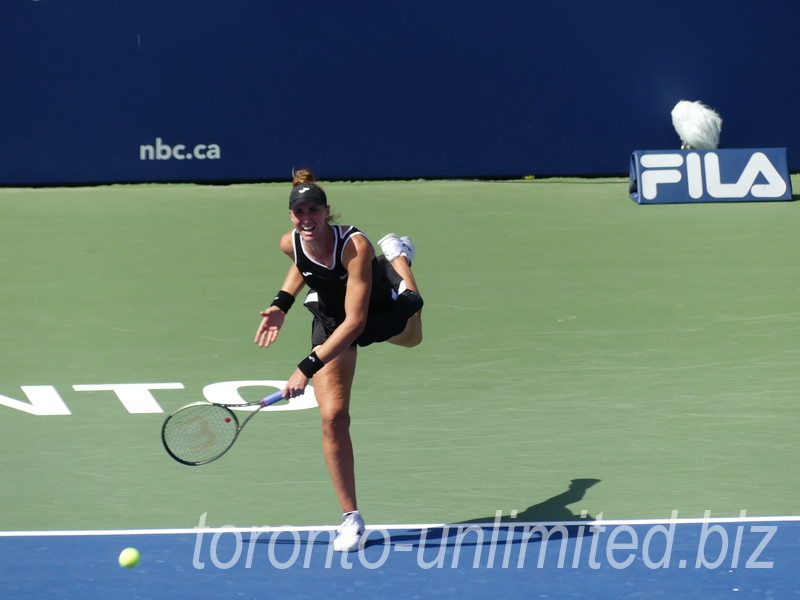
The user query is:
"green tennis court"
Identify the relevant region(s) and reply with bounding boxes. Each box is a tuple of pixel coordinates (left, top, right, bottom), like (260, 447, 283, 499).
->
(2, 177, 799, 537)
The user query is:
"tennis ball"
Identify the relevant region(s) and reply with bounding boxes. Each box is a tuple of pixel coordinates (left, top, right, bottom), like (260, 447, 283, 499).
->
(118, 547, 140, 568)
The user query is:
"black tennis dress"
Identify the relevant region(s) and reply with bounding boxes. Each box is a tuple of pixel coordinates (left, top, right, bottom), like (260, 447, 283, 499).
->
(293, 225, 423, 347)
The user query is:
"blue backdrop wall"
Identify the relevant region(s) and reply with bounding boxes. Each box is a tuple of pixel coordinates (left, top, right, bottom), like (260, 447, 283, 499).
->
(1, 0, 797, 185)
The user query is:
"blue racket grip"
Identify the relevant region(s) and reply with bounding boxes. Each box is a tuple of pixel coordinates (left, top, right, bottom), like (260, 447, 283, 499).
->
(260, 390, 286, 407)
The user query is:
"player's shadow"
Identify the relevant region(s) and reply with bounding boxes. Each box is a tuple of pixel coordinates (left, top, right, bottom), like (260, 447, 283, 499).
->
(462, 478, 601, 524)
(363, 478, 602, 549)
(248, 478, 602, 550)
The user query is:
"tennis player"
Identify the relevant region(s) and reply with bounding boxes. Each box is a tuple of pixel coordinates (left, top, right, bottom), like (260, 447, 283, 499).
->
(254, 170, 424, 552)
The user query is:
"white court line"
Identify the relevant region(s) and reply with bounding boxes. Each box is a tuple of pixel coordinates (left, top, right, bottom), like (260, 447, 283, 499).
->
(1, 515, 800, 538)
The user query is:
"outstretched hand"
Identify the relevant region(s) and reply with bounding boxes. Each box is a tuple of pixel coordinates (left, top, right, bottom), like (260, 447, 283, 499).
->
(254, 306, 286, 348)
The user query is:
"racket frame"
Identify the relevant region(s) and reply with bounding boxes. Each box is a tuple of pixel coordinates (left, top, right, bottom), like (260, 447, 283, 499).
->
(161, 390, 285, 466)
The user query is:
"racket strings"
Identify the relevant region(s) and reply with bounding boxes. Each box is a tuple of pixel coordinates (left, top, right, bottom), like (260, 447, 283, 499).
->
(163, 404, 239, 464)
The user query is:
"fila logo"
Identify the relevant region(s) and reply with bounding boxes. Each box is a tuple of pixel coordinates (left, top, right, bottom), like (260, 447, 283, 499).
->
(640, 152, 787, 201)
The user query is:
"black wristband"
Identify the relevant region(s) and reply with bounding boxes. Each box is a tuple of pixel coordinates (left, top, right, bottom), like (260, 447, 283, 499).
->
(297, 351, 324, 378)
(270, 290, 295, 314)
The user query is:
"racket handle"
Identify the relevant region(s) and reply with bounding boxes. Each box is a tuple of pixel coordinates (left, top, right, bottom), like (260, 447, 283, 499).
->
(260, 390, 286, 407)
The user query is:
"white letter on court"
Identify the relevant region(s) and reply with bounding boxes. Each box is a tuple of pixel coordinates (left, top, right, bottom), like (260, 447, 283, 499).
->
(0, 386, 72, 415)
(73, 383, 184, 413)
(202, 381, 317, 411)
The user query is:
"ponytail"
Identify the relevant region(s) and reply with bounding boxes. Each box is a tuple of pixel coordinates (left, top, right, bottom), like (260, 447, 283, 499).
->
(292, 169, 317, 187)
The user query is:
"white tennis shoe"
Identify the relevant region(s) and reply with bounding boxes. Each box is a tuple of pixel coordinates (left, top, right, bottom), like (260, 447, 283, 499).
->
(378, 233, 415, 265)
(399, 235, 416, 265)
(333, 510, 365, 552)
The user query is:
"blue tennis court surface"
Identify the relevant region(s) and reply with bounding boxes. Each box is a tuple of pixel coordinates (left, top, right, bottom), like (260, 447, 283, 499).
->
(3, 517, 798, 599)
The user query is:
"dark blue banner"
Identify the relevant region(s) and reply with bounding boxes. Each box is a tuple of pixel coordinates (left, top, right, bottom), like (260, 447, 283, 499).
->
(1, 1, 798, 185)
(629, 149, 792, 204)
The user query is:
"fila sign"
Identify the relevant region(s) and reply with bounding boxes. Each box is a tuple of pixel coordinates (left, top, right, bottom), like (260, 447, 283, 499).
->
(629, 149, 792, 204)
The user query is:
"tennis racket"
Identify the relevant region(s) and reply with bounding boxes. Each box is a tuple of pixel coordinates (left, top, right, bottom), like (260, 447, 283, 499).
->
(162, 390, 285, 466)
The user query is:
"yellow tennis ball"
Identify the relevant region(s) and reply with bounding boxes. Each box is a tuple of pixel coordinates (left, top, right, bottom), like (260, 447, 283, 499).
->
(118, 547, 140, 568)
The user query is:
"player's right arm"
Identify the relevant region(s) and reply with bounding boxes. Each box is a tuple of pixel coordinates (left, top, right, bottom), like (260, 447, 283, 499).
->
(254, 232, 305, 348)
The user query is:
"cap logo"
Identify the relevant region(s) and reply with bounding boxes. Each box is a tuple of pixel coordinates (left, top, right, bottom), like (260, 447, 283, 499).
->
(299, 187, 310, 194)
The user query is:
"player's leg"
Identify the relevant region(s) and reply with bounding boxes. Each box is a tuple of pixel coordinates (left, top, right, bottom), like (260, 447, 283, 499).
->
(388, 315, 421, 347)
(378, 234, 423, 347)
(314, 345, 358, 513)
(386, 258, 422, 348)
(389, 254, 420, 294)
(313, 345, 365, 551)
